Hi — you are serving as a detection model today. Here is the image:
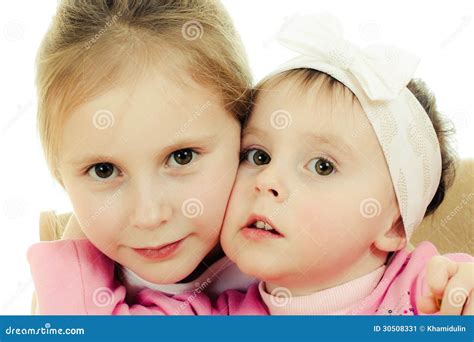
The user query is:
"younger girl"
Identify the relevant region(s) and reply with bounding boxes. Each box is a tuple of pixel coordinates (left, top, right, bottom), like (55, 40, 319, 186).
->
(28, 0, 256, 313)
(220, 13, 474, 315)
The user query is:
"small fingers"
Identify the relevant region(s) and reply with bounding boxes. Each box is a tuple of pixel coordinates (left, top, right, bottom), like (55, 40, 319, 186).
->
(440, 276, 470, 315)
(417, 295, 439, 314)
(427, 256, 458, 299)
(461, 289, 474, 315)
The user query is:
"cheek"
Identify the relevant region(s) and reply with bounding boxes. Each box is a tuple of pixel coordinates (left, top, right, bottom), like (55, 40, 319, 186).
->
(294, 185, 394, 256)
(179, 163, 239, 237)
(290, 196, 371, 274)
(66, 184, 126, 244)
(224, 169, 253, 217)
(220, 170, 254, 245)
(293, 192, 371, 250)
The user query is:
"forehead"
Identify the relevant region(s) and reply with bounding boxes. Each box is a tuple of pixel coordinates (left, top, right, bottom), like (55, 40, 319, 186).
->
(59, 68, 235, 157)
(246, 74, 384, 156)
(251, 75, 357, 127)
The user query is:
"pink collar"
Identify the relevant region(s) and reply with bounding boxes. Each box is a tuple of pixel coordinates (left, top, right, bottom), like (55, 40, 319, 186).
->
(259, 265, 386, 315)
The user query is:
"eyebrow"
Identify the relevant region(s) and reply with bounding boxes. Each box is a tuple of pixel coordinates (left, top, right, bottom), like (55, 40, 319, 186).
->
(161, 134, 219, 157)
(66, 134, 219, 167)
(304, 133, 353, 156)
(242, 127, 353, 157)
(242, 127, 268, 140)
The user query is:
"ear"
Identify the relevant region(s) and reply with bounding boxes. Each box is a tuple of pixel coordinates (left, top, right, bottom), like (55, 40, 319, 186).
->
(374, 216, 407, 252)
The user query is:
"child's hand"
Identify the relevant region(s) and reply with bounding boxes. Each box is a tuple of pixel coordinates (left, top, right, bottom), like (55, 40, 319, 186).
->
(61, 214, 87, 240)
(417, 256, 473, 315)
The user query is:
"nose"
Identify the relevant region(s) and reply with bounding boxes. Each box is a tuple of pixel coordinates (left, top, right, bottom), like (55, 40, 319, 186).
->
(130, 188, 172, 230)
(255, 164, 289, 202)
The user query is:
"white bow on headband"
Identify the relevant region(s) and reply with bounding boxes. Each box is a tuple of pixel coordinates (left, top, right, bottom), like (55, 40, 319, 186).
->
(277, 13, 420, 101)
(267, 13, 442, 240)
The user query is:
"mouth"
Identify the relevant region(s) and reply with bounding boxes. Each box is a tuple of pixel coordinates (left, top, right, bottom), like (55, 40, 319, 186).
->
(132, 237, 187, 260)
(241, 214, 284, 239)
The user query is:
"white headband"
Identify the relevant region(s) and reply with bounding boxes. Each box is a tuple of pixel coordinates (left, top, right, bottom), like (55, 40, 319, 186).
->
(269, 13, 442, 239)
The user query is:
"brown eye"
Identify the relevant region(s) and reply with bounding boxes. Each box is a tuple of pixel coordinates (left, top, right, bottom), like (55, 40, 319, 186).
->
(168, 148, 196, 167)
(88, 162, 118, 180)
(243, 149, 271, 166)
(308, 158, 335, 176)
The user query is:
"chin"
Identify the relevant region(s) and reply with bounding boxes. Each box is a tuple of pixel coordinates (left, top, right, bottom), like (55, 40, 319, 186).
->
(130, 250, 201, 283)
(232, 248, 285, 282)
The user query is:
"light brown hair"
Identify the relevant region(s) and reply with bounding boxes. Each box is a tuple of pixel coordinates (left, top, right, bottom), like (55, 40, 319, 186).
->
(36, 0, 253, 182)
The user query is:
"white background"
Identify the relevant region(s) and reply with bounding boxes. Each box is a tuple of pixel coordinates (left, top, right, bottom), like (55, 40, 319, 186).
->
(0, 0, 472, 314)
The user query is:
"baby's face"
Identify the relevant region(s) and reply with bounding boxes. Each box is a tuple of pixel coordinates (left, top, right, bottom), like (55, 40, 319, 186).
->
(221, 77, 400, 294)
(59, 67, 241, 284)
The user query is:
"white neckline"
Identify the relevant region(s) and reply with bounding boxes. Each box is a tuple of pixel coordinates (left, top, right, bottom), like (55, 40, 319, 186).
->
(121, 256, 238, 296)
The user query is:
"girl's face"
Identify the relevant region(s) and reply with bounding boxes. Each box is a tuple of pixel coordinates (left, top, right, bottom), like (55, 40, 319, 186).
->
(221, 77, 401, 295)
(59, 67, 241, 284)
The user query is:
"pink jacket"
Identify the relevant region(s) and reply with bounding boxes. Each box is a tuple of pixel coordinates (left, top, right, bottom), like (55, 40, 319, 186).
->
(260, 242, 473, 315)
(28, 239, 472, 315)
(28, 239, 267, 315)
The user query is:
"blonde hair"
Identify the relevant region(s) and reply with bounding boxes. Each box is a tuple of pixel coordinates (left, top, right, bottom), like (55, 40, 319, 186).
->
(36, 0, 252, 183)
